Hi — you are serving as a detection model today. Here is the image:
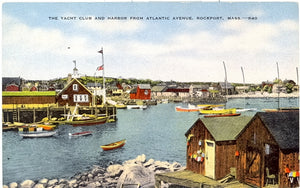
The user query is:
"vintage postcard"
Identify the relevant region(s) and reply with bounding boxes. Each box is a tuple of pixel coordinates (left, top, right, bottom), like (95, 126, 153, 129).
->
(2, 1, 299, 188)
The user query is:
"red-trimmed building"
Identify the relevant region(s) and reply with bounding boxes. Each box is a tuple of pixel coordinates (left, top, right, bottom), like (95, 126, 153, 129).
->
(130, 84, 151, 100)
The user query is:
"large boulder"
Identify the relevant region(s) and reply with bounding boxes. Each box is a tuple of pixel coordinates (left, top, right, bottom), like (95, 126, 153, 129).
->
(20, 180, 35, 188)
(135, 154, 146, 164)
(9, 182, 18, 188)
(107, 164, 123, 177)
(117, 164, 155, 188)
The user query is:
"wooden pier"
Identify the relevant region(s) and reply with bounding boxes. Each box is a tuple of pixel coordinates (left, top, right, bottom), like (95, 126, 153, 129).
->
(155, 170, 253, 188)
(2, 104, 117, 123)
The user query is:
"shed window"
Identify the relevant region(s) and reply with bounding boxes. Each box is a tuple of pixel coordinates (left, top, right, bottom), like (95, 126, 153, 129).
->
(74, 94, 89, 102)
(73, 84, 78, 91)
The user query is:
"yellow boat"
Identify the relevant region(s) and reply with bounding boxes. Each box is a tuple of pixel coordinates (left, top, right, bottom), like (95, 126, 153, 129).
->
(197, 104, 225, 109)
(199, 108, 236, 114)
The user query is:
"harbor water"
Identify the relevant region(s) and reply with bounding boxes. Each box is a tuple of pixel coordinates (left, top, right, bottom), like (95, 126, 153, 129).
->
(2, 97, 299, 185)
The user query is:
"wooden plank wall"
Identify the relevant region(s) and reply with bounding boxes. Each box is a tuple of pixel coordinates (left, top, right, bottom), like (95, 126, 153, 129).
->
(3, 96, 56, 104)
(279, 150, 299, 188)
(215, 141, 237, 180)
(186, 120, 214, 176)
(236, 117, 278, 187)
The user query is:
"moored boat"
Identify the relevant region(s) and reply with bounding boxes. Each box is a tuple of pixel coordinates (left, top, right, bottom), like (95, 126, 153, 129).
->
(204, 113, 241, 118)
(100, 139, 126, 151)
(69, 131, 92, 137)
(127, 105, 147, 110)
(66, 116, 108, 127)
(19, 130, 57, 138)
(175, 104, 199, 112)
(199, 108, 236, 114)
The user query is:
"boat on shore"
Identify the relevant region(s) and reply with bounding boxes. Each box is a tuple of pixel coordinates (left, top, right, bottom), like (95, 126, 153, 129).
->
(204, 113, 241, 118)
(100, 139, 126, 151)
(69, 131, 92, 137)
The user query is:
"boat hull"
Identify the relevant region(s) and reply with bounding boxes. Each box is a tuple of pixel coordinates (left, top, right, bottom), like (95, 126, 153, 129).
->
(66, 117, 107, 127)
(19, 131, 57, 138)
(175, 107, 199, 112)
(101, 139, 126, 151)
(199, 108, 236, 114)
(69, 131, 92, 137)
(204, 113, 241, 118)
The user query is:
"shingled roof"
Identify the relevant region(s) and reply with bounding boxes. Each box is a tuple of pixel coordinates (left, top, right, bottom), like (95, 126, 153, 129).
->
(185, 116, 253, 142)
(256, 111, 299, 150)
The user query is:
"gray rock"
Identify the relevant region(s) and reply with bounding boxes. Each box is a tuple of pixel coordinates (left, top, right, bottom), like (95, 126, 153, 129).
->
(48, 179, 58, 186)
(20, 180, 35, 188)
(39, 179, 48, 185)
(107, 164, 123, 177)
(54, 184, 67, 188)
(33, 184, 45, 188)
(135, 154, 146, 163)
(68, 179, 77, 187)
(144, 158, 155, 168)
(3, 185, 9, 188)
(117, 164, 154, 188)
(9, 182, 18, 188)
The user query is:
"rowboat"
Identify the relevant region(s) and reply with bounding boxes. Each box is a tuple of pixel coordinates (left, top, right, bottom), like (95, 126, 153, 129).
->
(100, 139, 126, 151)
(66, 116, 108, 127)
(199, 108, 236, 114)
(19, 130, 57, 138)
(69, 131, 92, 137)
(204, 113, 241, 118)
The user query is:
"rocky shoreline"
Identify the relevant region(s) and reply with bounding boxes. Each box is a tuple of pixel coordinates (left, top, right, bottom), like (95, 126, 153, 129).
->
(3, 154, 185, 188)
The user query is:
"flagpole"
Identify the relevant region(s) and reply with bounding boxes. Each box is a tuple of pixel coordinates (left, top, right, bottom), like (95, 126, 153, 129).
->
(101, 47, 106, 105)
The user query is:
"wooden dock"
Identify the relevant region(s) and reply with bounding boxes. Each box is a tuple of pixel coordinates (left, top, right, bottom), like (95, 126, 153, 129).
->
(155, 170, 253, 188)
(2, 104, 117, 123)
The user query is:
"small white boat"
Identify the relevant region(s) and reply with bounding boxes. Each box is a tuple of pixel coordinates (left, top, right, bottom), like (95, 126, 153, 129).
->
(236, 108, 257, 112)
(19, 131, 57, 138)
(127, 105, 147, 109)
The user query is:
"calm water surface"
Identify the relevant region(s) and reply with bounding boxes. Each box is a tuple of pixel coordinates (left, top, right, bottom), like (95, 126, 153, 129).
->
(2, 97, 298, 184)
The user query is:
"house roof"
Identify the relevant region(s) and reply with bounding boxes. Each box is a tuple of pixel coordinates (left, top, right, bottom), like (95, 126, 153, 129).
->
(151, 85, 167, 92)
(138, 84, 151, 89)
(186, 116, 252, 142)
(2, 77, 23, 86)
(219, 82, 234, 89)
(57, 78, 93, 96)
(256, 111, 299, 150)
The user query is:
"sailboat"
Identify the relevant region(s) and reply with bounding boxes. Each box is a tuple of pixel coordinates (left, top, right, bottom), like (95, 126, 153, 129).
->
(236, 67, 257, 113)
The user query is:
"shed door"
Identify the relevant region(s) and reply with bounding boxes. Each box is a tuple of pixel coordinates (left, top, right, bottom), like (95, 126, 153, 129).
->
(205, 140, 215, 179)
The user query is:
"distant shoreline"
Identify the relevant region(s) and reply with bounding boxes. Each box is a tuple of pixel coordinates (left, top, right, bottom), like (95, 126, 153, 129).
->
(227, 91, 299, 99)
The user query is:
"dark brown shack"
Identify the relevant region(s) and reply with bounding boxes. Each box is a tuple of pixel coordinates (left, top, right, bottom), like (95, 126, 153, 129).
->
(185, 116, 252, 180)
(236, 111, 299, 188)
(56, 78, 93, 106)
(2, 91, 56, 104)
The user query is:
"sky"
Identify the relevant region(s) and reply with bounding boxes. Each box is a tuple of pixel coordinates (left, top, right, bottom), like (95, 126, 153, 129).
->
(1, 1, 299, 84)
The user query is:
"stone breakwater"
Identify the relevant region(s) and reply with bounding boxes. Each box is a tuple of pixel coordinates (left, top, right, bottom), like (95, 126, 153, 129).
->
(3, 154, 185, 188)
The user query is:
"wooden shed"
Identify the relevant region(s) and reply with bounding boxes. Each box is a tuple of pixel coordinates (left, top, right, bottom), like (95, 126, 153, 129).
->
(236, 111, 299, 188)
(185, 116, 252, 180)
(56, 78, 93, 106)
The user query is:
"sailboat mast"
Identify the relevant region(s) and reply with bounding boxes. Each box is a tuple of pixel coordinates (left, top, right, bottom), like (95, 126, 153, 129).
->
(223, 61, 228, 101)
(276, 62, 280, 110)
(241, 66, 246, 108)
(101, 47, 106, 105)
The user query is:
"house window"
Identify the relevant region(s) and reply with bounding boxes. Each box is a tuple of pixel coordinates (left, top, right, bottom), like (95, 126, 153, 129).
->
(74, 94, 89, 102)
(73, 84, 78, 91)
(62, 94, 68, 100)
